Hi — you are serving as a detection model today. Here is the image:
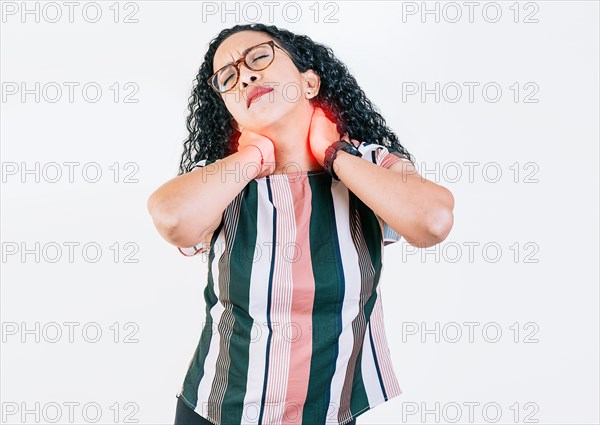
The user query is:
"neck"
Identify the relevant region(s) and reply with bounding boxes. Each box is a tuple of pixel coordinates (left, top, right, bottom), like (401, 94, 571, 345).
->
(260, 104, 323, 174)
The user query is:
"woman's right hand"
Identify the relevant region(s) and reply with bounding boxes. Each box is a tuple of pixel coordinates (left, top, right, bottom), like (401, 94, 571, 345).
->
(237, 129, 276, 179)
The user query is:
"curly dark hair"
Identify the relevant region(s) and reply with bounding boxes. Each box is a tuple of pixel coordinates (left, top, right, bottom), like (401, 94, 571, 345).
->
(177, 23, 415, 176)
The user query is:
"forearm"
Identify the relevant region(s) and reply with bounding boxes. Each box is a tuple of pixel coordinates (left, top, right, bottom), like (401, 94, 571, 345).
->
(333, 150, 454, 247)
(147, 146, 262, 240)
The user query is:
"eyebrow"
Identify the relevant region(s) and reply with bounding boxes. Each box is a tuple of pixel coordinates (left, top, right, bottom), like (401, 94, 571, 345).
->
(219, 42, 268, 68)
(223, 46, 252, 67)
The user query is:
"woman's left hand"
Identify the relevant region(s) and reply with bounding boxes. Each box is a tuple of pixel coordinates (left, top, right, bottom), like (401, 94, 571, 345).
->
(309, 106, 349, 166)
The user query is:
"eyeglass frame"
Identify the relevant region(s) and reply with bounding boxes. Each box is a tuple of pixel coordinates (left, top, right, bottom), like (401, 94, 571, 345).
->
(207, 40, 292, 94)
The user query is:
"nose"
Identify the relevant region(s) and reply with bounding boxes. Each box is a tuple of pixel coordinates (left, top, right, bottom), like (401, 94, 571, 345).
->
(238, 66, 261, 89)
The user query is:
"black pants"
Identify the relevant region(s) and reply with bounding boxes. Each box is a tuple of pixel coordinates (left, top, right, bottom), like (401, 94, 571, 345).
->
(174, 396, 357, 424)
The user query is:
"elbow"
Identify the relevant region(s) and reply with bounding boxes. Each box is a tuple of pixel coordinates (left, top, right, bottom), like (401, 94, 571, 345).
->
(148, 191, 176, 231)
(426, 189, 455, 244)
(148, 198, 181, 244)
(147, 189, 165, 218)
(427, 207, 454, 244)
(147, 197, 213, 248)
(398, 188, 455, 249)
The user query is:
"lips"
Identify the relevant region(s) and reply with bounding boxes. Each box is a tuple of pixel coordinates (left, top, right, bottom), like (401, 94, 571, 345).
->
(247, 85, 274, 107)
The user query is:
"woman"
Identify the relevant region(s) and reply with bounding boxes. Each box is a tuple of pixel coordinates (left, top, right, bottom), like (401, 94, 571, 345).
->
(148, 23, 454, 425)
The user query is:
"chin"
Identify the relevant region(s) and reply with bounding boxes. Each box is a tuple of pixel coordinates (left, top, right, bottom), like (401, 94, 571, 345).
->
(246, 99, 295, 131)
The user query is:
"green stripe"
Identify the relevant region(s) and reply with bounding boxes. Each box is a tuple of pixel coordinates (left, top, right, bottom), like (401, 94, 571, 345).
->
(304, 174, 344, 424)
(181, 220, 224, 407)
(349, 191, 384, 415)
(221, 183, 259, 424)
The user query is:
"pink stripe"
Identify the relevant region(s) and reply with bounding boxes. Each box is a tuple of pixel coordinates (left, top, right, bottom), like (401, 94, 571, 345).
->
(377, 148, 407, 170)
(370, 288, 402, 397)
(264, 177, 295, 423)
(282, 176, 315, 424)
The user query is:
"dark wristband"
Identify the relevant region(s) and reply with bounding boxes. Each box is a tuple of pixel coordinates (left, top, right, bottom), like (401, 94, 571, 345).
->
(323, 140, 362, 181)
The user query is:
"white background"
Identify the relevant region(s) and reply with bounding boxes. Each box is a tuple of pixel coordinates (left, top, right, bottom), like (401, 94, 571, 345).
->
(1, 1, 598, 424)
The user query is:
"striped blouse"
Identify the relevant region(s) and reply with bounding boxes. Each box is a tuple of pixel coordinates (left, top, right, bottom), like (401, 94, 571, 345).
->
(175, 141, 407, 425)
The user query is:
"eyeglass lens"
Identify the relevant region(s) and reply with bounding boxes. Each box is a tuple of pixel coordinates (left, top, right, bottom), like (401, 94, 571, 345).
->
(213, 44, 274, 93)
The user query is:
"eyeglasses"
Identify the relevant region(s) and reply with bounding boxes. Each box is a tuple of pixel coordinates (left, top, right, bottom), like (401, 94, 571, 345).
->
(208, 40, 291, 94)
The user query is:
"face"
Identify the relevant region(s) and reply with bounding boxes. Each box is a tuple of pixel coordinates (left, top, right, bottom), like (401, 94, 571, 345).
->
(212, 31, 319, 133)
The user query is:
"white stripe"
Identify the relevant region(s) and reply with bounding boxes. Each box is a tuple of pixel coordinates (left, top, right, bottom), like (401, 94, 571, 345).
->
(360, 324, 385, 407)
(356, 141, 384, 164)
(369, 286, 403, 398)
(327, 183, 363, 424)
(262, 176, 295, 424)
(242, 179, 275, 424)
(194, 228, 226, 419)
